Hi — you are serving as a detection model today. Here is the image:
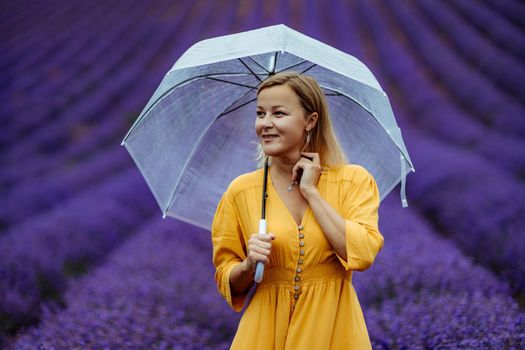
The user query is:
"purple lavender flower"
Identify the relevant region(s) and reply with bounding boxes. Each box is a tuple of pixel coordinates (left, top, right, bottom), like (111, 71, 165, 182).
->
(381, 0, 525, 136)
(366, 292, 525, 349)
(0, 169, 156, 333)
(6, 219, 238, 349)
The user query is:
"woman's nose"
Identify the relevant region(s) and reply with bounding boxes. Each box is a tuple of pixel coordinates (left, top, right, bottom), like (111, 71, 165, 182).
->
(260, 113, 273, 126)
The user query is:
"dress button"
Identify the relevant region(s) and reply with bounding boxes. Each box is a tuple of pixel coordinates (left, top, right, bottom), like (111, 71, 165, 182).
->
(298, 233, 304, 239)
(296, 267, 302, 273)
(294, 293, 299, 300)
(299, 241, 305, 247)
(294, 284, 300, 291)
(300, 250, 305, 255)
(295, 276, 301, 282)
(298, 225, 304, 230)
(298, 259, 303, 264)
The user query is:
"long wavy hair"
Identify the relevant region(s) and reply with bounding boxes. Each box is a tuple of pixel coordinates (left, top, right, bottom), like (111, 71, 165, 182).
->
(255, 71, 347, 168)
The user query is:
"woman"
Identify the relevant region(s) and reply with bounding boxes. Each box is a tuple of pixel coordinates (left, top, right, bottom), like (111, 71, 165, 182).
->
(212, 71, 384, 349)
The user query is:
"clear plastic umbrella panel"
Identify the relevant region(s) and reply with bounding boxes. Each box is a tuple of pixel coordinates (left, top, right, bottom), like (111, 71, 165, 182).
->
(121, 24, 414, 230)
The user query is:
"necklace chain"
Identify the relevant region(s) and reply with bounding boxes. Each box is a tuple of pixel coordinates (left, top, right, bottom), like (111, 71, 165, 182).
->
(271, 164, 298, 192)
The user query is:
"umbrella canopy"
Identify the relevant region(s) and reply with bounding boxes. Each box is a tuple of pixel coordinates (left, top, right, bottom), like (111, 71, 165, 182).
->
(121, 24, 414, 229)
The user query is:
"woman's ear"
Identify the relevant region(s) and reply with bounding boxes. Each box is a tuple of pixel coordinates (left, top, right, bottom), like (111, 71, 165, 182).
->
(306, 112, 318, 131)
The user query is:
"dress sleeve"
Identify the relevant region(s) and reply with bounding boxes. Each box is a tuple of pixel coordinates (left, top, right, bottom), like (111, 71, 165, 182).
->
(335, 167, 384, 271)
(211, 189, 248, 312)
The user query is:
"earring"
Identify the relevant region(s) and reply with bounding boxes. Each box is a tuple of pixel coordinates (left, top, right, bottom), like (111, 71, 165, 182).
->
(306, 130, 311, 144)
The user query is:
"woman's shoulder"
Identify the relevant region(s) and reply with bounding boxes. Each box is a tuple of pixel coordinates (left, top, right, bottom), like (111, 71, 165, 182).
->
(325, 163, 374, 183)
(225, 168, 264, 197)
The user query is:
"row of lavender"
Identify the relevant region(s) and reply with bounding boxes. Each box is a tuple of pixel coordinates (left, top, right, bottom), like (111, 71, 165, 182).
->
(5, 198, 523, 348)
(0, 169, 157, 337)
(361, 0, 525, 177)
(0, 0, 236, 209)
(1, 0, 195, 335)
(415, 0, 524, 100)
(1, 0, 185, 190)
(1, 0, 524, 347)
(0, 0, 238, 231)
(382, 0, 525, 137)
(1, 0, 240, 341)
(449, 0, 525, 61)
(5, 220, 238, 349)
(363, 198, 524, 349)
(353, 0, 525, 297)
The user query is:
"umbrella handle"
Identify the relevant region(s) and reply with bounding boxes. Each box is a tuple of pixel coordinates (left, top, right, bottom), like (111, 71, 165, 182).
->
(254, 219, 267, 283)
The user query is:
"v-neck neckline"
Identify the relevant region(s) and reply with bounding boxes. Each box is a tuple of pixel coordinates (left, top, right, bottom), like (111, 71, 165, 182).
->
(267, 168, 311, 228)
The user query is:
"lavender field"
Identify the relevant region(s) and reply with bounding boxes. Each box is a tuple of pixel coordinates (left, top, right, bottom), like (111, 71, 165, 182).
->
(2, 0, 524, 348)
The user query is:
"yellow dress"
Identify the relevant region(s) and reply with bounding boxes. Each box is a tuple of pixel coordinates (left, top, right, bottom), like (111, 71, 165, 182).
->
(212, 164, 384, 350)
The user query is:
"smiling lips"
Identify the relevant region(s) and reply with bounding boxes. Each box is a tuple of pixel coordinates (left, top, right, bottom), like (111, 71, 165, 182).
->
(262, 134, 278, 141)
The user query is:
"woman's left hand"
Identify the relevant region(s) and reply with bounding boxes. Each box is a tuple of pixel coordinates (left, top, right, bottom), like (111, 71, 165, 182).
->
(292, 152, 321, 199)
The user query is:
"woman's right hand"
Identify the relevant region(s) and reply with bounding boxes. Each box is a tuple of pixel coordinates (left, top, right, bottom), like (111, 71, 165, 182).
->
(243, 233, 276, 274)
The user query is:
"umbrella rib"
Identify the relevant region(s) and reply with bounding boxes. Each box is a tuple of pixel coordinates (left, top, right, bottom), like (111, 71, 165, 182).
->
(163, 88, 257, 216)
(163, 127, 216, 218)
(217, 96, 257, 119)
(206, 76, 258, 89)
(122, 73, 258, 144)
(216, 87, 255, 119)
(322, 85, 413, 169)
(246, 57, 271, 75)
(299, 63, 317, 75)
(238, 58, 264, 82)
(201, 72, 256, 77)
(124, 59, 316, 145)
(200, 72, 254, 76)
(216, 85, 257, 119)
(271, 52, 278, 74)
(276, 60, 309, 73)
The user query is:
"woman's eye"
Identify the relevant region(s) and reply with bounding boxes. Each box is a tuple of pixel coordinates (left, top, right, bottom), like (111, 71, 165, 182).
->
(256, 111, 265, 118)
(275, 111, 285, 116)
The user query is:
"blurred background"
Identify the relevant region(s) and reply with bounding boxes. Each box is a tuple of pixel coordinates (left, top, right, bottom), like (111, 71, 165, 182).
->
(1, 0, 524, 348)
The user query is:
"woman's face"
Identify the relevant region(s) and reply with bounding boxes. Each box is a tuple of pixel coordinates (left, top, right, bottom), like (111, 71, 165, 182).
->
(255, 84, 309, 160)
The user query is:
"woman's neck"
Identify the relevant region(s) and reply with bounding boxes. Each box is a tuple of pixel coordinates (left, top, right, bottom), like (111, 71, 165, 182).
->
(270, 155, 300, 180)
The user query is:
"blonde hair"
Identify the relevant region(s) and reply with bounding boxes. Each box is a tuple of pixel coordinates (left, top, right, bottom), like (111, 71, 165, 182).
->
(255, 71, 347, 168)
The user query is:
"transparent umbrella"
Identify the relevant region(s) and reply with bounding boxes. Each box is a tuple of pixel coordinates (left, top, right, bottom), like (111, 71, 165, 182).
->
(121, 24, 414, 231)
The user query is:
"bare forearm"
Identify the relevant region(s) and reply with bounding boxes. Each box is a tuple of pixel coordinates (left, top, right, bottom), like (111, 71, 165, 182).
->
(229, 232, 275, 296)
(229, 260, 255, 296)
(304, 189, 347, 259)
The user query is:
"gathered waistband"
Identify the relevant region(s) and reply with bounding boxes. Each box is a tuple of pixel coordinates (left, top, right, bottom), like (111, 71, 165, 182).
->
(257, 263, 350, 290)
